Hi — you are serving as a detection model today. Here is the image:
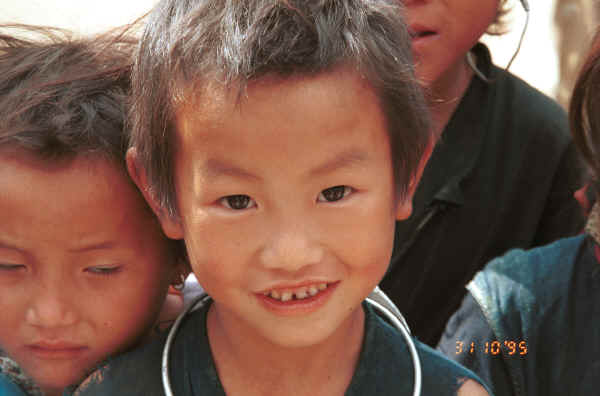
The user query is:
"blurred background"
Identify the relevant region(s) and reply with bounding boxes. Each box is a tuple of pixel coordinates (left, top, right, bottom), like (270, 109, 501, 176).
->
(0, 0, 598, 108)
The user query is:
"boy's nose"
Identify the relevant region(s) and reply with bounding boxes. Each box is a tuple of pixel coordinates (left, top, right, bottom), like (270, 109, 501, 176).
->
(259, 228, 324, 272)
(25, 285, 78, 328)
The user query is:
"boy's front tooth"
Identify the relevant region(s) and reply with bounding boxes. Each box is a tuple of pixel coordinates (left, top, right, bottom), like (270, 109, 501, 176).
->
(270, 290, 281, 300)
(281, 291, 293, 302)
(295, 287, 308, 299)
(308, 285, 318, 296)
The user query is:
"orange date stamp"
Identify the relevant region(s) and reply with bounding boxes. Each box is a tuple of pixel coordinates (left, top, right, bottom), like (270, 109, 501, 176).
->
(455, 340, 528, 356)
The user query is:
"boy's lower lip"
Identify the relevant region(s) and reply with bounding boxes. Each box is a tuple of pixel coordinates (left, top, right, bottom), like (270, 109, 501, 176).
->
(255, 281, 339, 316)
(25, 345, 88, 360)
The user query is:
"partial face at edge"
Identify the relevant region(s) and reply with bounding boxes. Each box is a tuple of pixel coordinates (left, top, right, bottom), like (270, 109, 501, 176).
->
(148, 68, 419, 349)
(404, 0, 499, 87)
(0, 154, 175, 393)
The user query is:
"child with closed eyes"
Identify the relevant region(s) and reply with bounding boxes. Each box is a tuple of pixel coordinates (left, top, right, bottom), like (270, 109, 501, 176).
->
(0, 25, 187, 396)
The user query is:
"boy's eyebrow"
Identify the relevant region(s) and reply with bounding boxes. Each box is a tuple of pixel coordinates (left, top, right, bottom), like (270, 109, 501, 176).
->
(308, 149, 369, 177)
(202, 158, 262, 182)
(69, 241, 117, 253)
(202, 149, 369, 181)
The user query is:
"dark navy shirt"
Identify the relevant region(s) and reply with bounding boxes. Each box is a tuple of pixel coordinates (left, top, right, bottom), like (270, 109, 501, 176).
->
(71, 301, 490, 396)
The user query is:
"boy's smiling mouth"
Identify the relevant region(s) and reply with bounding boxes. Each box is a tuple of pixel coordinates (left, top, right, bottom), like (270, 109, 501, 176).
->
(263, 282, 330, 302)
(257, 281, 339, 312)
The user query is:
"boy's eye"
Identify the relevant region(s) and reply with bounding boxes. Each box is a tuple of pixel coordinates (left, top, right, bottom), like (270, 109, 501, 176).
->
(219, 195, 256, 210)
(85, 266, 122, 276)
(0, 263, 25, 272)
(318, 186, 352, 202)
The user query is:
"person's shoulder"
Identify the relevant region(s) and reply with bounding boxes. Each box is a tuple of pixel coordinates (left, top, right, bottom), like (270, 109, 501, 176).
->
(68, 330, 168, 396)
(415, 341, 493, 395)
(475, 41, 568, 146)
(471, 234, 586, 296)
(491, 61, 568, 141)
(467, 235, 587, 344)
(360, 305, 492, 395)
(68, 301, 210, 396)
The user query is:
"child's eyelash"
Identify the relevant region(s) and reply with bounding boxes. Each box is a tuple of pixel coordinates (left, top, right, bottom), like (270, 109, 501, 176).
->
(219, 194, 257, 210)
(318, 186, 353, 202)
(0, 263, 25, 271)
(85, 266, 122, 276)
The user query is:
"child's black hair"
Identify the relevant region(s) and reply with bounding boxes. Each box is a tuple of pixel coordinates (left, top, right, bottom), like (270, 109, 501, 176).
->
(0, 24, 188, 269)
(0, 24, 134, 166)
(131, 0, 433, 219)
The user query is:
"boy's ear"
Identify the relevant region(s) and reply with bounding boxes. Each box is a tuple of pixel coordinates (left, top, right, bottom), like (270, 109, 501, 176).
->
(396, 138, 435, 221)
(126, 148, 184, 239)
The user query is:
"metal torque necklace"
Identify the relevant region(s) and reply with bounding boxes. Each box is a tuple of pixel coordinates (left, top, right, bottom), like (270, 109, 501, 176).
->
(161, 286, 422, 396)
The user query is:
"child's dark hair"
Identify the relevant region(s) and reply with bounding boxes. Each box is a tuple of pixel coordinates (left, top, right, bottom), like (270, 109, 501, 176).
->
(131, 0, 432, 219)
(0, 24, 134, 166)
(570, 30, 600, 182)
(0, 24, 188, 267)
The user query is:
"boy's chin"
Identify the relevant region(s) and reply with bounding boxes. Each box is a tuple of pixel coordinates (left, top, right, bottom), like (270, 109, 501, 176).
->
(26, 364, 89, 395)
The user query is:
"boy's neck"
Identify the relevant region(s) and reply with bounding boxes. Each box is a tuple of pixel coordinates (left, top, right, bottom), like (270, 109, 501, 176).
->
(206, 304, 365, 396)
(428, 56, 474, 137)
(43, 387, 62, 396)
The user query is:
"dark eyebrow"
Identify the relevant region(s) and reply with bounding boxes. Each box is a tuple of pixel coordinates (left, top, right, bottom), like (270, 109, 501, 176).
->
(202, 158, 262, 182)
(308, 149, 369, 177)
(68, 241, 117, 253)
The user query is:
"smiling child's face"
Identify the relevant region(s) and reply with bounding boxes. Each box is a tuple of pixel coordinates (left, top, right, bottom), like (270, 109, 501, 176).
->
(0, 154, 175, 394)
(150, 68, 418, 348)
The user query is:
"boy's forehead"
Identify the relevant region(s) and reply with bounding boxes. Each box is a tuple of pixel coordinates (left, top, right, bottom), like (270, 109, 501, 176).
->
(170, 68, 395, 183)
(174, 67, 376, 134)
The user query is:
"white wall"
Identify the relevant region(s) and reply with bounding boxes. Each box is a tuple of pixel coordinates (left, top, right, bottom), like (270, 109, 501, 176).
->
(0, 0, 157, 34)
(482, 0, 559, 97)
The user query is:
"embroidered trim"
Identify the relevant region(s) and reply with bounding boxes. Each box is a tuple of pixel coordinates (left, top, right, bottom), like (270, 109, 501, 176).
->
(0, 356, 43, 396)
(585, 202, 600, 246)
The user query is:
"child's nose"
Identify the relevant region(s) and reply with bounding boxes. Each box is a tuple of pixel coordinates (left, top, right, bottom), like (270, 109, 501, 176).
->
(259, 227, 324, 272)
(25, 284, 78, 328)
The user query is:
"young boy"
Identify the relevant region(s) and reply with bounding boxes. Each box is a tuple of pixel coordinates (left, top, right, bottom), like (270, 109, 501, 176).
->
(0, 25, 187, 395)
(73, 1, 491, 395)
(380, 0, 585, 345)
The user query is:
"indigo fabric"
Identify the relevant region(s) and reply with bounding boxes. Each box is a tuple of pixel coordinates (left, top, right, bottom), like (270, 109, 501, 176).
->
(439, 235, 599, 396)
(0, 372, 27, 396)
(71, 301, 490, 396)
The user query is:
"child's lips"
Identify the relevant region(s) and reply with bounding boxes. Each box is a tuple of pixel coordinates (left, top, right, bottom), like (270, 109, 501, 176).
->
(256, 281, 339, 315)
(25, 341, 88, 360)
